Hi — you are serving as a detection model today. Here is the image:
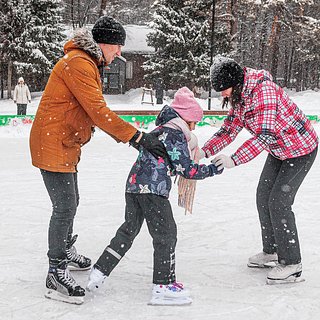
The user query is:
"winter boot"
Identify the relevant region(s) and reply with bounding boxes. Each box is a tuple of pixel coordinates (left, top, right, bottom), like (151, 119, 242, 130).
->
(149, 282, 192, 306)
(247, 251, 278, 268)
(266, 262, 304, 284)
(86, 267, 107, 292)
(45, 260, 85, 304)
(66, 234, 91, 271)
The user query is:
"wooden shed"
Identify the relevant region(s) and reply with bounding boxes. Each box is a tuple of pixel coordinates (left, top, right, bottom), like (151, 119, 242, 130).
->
(102, 25, 154, 94)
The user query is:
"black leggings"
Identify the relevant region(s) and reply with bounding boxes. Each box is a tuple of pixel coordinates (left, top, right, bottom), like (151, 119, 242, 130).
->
(256, 147, 317, 265)
(95, 193, 177, 285)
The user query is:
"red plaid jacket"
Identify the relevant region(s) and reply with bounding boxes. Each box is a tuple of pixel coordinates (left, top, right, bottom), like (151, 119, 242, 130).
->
(203, 67, 319, 165)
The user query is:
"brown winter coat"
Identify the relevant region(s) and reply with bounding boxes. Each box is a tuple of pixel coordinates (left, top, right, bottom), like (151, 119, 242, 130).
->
(30, 30, 137, 173)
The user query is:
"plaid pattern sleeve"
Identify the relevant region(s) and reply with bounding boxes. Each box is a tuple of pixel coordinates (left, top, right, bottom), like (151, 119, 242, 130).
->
(202, 108, 244, 157)
(231, 83, 278, 165)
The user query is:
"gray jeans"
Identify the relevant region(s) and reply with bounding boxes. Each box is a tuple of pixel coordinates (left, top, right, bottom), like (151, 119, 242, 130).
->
(40, 169, 79, 261)
(256, 147, 317, 265)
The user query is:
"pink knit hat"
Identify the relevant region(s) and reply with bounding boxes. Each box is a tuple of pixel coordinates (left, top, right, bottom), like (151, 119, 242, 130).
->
(171, 87, 203, 122)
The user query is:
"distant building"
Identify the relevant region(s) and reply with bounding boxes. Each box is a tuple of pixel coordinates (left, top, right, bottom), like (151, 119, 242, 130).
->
(102, 25, 154, 94)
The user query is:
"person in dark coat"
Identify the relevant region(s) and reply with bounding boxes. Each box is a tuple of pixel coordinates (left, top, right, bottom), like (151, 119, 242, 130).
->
(154, 78, 164, 104)
(87, 87, 222, 305)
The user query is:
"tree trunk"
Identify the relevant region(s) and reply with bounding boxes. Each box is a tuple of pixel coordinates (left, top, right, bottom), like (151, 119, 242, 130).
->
(230, 0, 237, 38)
(301, 62, 307, 91)
(71, 0, 76, 29)
(287, 44, 294, 88)
(269, 14, 281, 79)
(81, 0, 96, 26)
(99, 0, 107, 17)
(283, 45, 289, 88)
(229, 0, 238, 54)
(257, 8, 269, 68)
(78, 0, 81, 27)
(295, 63, 302, 92)
(0, 62, 4, 99)
(7, 59, 13, 99)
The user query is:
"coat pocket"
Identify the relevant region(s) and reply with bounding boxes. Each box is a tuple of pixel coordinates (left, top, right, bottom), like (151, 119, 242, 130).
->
(62, 106, 94, 147)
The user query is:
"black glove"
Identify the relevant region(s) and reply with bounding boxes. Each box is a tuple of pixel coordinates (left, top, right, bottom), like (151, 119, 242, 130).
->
(129, 131, 167, 159)
(208, 163, 224, 176)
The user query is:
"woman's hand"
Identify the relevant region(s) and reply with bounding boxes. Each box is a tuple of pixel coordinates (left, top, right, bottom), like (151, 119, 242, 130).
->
(212, 154, 235, 170)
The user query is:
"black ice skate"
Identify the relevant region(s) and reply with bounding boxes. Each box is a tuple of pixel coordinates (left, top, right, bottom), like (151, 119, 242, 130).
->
(45, 260, 85, 304)
(66, 234, 91, 271)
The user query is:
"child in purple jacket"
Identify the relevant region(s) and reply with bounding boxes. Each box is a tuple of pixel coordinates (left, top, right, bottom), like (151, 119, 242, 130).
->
(87, 87, 222, 305)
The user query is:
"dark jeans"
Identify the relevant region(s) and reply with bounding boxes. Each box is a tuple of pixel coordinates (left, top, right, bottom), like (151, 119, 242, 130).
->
(256, 147, 317, 265)
(95, 193, 177, 285)
(40, 169, 79, 261)
(17, 104, 27, 115)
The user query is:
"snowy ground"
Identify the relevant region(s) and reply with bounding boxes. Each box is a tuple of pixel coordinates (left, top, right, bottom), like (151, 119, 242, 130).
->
(0, 90, 319, 320)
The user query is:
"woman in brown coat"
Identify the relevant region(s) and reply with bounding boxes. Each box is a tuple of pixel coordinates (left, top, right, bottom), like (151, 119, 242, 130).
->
(29, 16, 166, 305)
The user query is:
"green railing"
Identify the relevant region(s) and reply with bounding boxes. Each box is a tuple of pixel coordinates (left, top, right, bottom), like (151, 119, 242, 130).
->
(0, 114, 319, 128)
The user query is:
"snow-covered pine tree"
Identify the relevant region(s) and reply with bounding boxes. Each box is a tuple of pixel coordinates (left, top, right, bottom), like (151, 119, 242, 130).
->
(0, 0, 65, 94)
(231, 0, 319, 91)
(17, 0, 65, 87)
(0, 0, 31, 97)
(60, 0, 100, 28)
(102, 0, 154, 25)
(285, 0, 320, 91)
(143, 0, 232, 89)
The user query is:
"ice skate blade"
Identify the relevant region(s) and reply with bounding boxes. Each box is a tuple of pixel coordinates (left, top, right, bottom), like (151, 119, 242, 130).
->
(45, 289, 84, 305)
(266, 276, 305, 285)
(247, 261, 277, 268)
(68, 264, 91, 271)
(148, 296, 192, 306)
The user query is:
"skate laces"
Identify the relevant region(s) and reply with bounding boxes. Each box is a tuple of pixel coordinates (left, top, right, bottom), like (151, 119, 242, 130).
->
(67, 246, 87, 264)
(57, 267, 77, 288)
(66, 235, 89, 265)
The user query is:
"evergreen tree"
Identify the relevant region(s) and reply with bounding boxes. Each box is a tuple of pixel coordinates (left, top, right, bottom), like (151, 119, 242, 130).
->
(102, 0, 154, 25)
(0, 0, 65, 93)
(0, 0, 31, 96)
(143, 0, 231, 89)
(17, 0, 65, 76)
(60, 0, 100, 28)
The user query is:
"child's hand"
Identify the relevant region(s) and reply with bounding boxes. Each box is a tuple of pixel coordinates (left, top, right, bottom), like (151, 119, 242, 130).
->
(208, 163, 223, 176)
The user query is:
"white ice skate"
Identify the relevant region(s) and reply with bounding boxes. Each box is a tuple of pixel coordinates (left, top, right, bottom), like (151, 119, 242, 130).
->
(247, 251, 278, 268)
(86, 267, 107, 292)
(148, 282, 192, 306)
(266, 263, 305, 285)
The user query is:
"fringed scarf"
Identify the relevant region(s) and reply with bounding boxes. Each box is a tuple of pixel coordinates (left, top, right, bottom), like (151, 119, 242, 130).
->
(164, 117, 201, 214)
